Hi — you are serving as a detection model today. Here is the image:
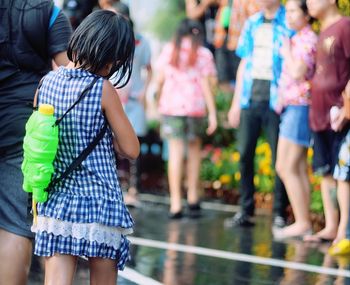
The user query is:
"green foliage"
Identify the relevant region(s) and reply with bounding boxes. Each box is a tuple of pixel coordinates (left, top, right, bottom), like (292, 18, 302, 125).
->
(148, 1, 186, 41)
(202, 89, 236, 147)
(339, 0, 350, 16)
(310, 189, 324, 214)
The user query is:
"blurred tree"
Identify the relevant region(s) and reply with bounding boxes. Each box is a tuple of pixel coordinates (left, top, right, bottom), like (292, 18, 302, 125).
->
(339, 0, 350, 16)
(150, 0, 349, 41)
(148, 0, 186, 41)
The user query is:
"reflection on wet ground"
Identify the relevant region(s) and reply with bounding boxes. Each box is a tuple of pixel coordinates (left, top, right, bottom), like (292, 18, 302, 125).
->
(29, 194, 350, 285)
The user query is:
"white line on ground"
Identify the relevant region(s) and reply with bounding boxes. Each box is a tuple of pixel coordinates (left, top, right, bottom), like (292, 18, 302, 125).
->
(119, 267, 164, 285)
(129, 237, 350, 278)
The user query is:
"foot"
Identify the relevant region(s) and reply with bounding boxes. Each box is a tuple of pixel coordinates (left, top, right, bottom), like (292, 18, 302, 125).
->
(188, 203, 201, 219)
(303, 228, 337, 243)
(273, 215, 287, 229)
(124, 193, 141, 208)
(332, 229, 346, 245)
(169, 211, 183, 220)
(224, 212, 255, 228)
(273, 223, 312, 240)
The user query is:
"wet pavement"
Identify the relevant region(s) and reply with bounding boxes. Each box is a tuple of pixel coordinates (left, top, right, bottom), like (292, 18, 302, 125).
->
(28, 194, 350, 285)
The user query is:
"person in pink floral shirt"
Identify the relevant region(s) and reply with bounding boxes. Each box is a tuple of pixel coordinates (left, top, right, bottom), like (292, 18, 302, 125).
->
(274, 0, 317, 239)
(156, 18, 217, 219)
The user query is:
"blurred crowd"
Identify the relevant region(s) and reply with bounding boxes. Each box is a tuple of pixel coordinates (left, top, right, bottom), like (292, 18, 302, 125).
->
(0, 0, 350, 284)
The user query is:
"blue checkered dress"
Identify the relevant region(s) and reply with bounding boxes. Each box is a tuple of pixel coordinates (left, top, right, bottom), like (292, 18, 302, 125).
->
(33, 67, 134, 270)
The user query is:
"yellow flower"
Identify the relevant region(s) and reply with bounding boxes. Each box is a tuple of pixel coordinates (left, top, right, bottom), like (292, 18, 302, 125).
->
(307, 147, 313, 158)
(254, 175, 260, 186)
(232, 152, 240, 162)
(219, 174, 231, 184)
(234, 172, 241, 181)
(263, 167, 271, 176)
(256, 145, 264, 155)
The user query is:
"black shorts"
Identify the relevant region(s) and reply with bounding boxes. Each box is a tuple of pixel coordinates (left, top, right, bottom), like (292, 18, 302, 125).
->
(161, 116, 206, 141)
(215, 47, 240, 83)
(312, 129, 348, 176)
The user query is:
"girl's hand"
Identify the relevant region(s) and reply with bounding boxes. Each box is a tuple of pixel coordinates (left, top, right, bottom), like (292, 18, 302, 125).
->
(331, 106, 348, 132)
(206, 113, 217, 135)
(345, 80, 350, 95)
(228, 103, 240, 129)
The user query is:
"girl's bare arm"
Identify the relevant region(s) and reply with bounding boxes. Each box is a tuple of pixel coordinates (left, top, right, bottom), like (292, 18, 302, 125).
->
(102, 80, 140, 160)
(201, 76, 217, 135)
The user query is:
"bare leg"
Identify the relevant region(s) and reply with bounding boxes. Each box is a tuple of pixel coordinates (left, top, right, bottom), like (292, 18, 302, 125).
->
(89, 257, 118, 285)
(299, 151, 311, 205)
(333, 180, 350, 244)
(168, 138, 185, 214)
(304, 175, 338, 242)
(44, 253, 78, 285)
(186, 138, 202, 205)
(0, 229, 32, 285)
(275, 138, 311, 237)
(124, 159, 140, 207)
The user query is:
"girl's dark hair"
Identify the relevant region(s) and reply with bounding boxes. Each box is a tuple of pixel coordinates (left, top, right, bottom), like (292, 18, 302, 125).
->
(290, 0, 315, 24)
(67, 10, 135, 87)
(170, 18, 204, 68)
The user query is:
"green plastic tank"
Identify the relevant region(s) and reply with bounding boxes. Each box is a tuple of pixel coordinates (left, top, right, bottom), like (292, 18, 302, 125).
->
(220, 6, 231, 29)
(22, 104, 59, 202)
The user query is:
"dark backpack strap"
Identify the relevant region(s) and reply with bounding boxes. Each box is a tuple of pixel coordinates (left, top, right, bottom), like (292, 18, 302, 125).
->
(47, 121, 108, 191)
(54, 77, 99, 126)
(33, 76, 46, 110)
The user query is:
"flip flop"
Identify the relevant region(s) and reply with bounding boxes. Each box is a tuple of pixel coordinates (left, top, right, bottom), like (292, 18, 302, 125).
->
(328, 239, 350, 256)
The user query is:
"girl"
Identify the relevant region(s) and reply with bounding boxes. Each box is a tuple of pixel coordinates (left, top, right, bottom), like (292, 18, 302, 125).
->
(156, 18, 217, 219)
(328, 81, 350, 255)
(274, 0, 317, 239)
(32, 10, 139, 285)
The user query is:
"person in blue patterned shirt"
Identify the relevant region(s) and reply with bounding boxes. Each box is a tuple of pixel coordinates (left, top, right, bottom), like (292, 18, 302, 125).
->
(226, 0, 292, 228)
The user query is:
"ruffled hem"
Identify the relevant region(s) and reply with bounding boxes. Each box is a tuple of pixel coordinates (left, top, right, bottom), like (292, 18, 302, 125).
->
(31, 217, 133, 248)
(37, 192, 134, 228)
(34, 231, 130, 270)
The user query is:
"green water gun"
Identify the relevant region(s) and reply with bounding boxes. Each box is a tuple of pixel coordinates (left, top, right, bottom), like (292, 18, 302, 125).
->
(22, 104, 59, 203)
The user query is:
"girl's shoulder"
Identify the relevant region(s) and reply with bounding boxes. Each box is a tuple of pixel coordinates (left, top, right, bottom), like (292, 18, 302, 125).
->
(294, 26, 318, 47)
(41, 67, 62, 87)
(162, 42, 174, 52)
(197, 45, 214, 60)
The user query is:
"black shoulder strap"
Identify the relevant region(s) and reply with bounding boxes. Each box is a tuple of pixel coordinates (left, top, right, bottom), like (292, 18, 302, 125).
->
(47, 121, 107, 190)
(45, 76, 106, 191)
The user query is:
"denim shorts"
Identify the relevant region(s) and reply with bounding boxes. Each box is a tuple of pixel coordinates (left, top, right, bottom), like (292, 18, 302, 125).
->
(161, 115, 206, 141)
(0, 150, 34, 238)
(333, 129, 350, 182)
(279, 105, 311, 147)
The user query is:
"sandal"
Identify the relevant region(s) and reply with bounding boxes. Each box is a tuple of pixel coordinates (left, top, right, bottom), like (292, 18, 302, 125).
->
(328, 239, 350, 256)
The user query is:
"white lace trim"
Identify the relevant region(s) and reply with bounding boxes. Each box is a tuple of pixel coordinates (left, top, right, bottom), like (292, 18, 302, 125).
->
(32, 217, 133, 249)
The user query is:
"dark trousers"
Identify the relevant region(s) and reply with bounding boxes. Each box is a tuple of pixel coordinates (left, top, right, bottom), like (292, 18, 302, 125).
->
(238, 101, 288, 217)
